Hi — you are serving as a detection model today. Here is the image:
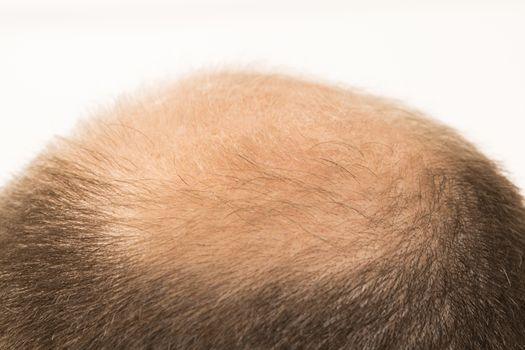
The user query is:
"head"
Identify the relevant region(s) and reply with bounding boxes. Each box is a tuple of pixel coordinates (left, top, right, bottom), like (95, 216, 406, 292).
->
(1, 70, 525, 349)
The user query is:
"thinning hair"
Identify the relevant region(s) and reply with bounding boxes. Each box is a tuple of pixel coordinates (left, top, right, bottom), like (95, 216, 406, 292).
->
(1, 71, 525, 349)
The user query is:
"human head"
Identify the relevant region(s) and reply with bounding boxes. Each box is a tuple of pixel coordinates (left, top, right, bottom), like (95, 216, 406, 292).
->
(1, 71, 525, 349)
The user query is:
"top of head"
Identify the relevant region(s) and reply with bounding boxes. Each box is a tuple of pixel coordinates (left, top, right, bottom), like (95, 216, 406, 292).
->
(2, 70, 525, 349)
(49, 71, 462, 271)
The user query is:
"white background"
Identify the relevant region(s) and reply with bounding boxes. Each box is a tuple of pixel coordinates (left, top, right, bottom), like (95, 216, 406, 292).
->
(1, 0, 524, 191)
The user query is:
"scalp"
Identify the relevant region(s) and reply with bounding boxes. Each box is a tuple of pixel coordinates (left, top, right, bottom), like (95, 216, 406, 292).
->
(46, 70, 462, 283)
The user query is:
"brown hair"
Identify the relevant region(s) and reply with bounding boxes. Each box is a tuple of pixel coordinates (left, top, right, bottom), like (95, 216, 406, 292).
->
(1, 71, 525, 349)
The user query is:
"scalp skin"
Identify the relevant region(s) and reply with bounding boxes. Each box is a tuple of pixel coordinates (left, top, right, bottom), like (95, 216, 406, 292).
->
(1, 70, 525, 349)
(64, 71, 448, 271)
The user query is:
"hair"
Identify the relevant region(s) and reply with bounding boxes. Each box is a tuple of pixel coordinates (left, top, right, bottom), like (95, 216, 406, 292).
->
(1, 70, 525, 350)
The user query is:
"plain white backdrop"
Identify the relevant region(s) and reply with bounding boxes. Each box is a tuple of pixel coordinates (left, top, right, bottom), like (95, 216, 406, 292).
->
(1, 0, 524, 191)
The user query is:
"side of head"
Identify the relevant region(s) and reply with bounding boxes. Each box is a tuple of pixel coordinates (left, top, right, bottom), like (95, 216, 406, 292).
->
(1, 71, 525, 349)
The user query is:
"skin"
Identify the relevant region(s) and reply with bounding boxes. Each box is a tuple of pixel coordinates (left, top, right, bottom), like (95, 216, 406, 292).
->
(46, 70, 464, 285)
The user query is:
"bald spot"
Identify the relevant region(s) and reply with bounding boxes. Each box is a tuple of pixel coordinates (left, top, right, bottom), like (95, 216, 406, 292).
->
(40, 71, 474, 290)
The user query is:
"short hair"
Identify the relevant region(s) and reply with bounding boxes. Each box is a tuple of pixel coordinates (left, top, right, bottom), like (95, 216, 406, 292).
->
(1, 71, 525, 349)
